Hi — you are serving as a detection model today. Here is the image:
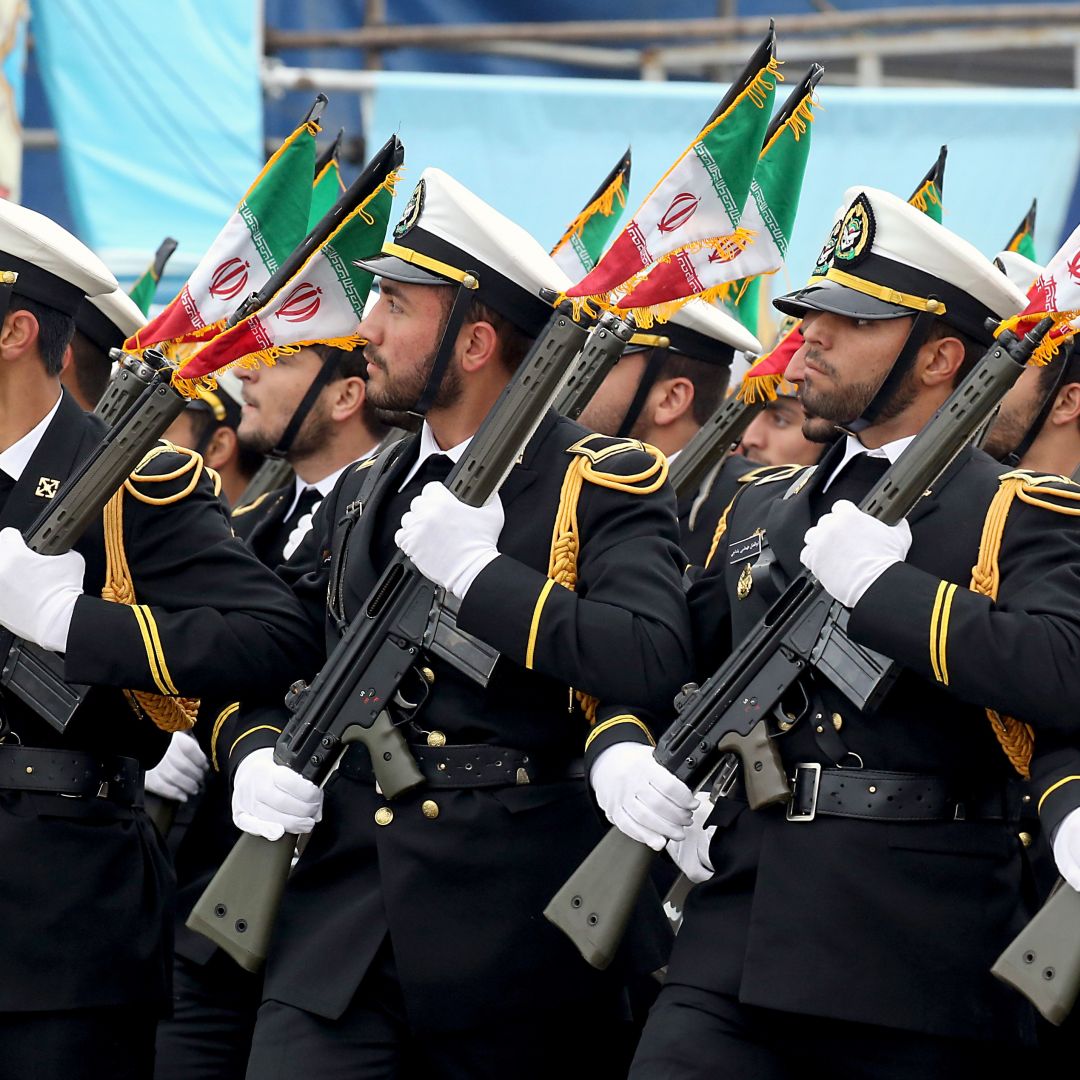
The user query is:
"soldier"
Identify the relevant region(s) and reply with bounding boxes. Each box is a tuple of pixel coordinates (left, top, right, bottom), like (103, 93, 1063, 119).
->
(736, 383, 828, 469)
(230, 343, 391, 566)
(578, 300, 761, 565)
(600, 186, 1080, 1077)
(217, 168, 692, 1078)
(161, 371, 261, 507)
(0, 200, 320, 1079)
(982, 251, 1080, 479)
(62, 285, 146, 410)
(149, 345, 390, 1080)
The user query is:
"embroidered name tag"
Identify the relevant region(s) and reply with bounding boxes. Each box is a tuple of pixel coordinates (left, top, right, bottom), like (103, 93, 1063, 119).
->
(729, 531, 764, 564)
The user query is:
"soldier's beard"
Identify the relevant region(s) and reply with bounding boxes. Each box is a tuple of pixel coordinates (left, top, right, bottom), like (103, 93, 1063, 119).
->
(981, 394, 1043, 461)
(364, 343, 463, 424)
(799, 347, 914, 436)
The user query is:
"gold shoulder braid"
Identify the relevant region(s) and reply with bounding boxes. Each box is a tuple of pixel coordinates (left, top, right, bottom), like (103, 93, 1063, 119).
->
(100, 444, 202, 733)
(551, 439, 669, 724)
(968, 471, 1080, 778)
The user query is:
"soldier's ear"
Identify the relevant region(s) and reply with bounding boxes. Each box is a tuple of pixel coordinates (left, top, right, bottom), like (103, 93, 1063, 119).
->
(1051, 381, 1080, 428)
(456, 318, 499, 374)
(919, 332, 965, 388)
(0, 307, 40, 362)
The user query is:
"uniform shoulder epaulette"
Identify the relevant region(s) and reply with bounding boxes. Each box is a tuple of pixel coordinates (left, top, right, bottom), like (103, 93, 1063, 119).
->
(565, 433, 667, 492)
(738, 462, 807, 486)
(997, 468, 1080, 515)
(231, 490, 273, 518)
(123, 441, 207, 506)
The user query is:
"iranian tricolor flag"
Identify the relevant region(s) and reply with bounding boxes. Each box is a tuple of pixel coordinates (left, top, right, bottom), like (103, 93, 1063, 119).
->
(309, 130, 346, 232)
(996, 220, 1080, 365)
(550, 148, 631, 280)
(126, 118, 318, 353)
(907, 145, 947, 224)
(128, 237, 178, 315)
(1005, 198, 1038, 262)
(174, 165, 398, 385)
(618, 63, 821, 324)
(738, 145, 954, 402)
(564, 28, 779, 306)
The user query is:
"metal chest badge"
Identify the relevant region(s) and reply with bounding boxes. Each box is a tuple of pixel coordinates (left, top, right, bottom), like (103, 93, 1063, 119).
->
(730, 528, 766, 600)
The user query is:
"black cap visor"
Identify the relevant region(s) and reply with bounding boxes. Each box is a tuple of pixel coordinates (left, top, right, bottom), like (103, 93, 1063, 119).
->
(352, 252, 452, 288)
(774, 277, 912, 322)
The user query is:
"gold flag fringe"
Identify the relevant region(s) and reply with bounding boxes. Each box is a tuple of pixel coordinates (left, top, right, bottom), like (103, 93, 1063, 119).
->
(994, 311, 1080, 366)
(551, 172, 628, 256)
(908, 179, 942, 216)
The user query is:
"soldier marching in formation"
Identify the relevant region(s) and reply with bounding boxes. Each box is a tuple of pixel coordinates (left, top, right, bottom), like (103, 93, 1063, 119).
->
(2, 100, 1080, 1080)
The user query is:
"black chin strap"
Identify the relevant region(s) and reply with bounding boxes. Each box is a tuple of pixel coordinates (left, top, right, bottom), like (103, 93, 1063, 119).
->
(616, 345, 670, 439)
(269, 349, 342, 460)
(1003, 344, 1072, 467)
(846, 309, 938, 434)
(409, 281, 475, 419)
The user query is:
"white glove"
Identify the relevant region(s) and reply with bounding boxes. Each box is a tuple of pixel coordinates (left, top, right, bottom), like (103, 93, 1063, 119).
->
(1053, 808, 1080, 891)
(666, 798, 717, 884)
(232, 747, 323, 841)
(395, 482, 503, 600)
(0, 526, 85, 652)
(590, 742, 698, 851)
(800, 500, 912, 608)
(145, 731, 209, 802)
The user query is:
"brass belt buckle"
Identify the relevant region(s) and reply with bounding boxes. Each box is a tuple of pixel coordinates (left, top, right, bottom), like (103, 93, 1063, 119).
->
(786, 762, 821, 822)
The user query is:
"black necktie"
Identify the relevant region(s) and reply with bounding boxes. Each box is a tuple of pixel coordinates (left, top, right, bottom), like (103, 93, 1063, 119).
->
(0, 470, 15, 512)
(816, 453, 890, 515)
(285, 486, 323, 528)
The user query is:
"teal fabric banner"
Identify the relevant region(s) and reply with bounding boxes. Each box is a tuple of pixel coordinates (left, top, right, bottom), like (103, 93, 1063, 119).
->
(30, 0, 262, 285)
(370, 72, 1080, 291)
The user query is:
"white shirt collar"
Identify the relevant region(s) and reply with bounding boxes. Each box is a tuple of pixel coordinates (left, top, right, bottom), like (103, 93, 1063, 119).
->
(399, 421, 471, 490)
(284, 444, 382, 519)
(823, 432, 916, 491)
(0, 392, 63, 483)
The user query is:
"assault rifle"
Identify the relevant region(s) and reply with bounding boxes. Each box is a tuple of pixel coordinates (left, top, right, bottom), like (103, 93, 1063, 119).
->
(993, 878, 1080, 1024)
(544, 317, 1054, 970)
(668, 393, 766, 501)
(1, 350, 188, 734)
(552, 311, 637, 420)
(188, 304, 610, 973)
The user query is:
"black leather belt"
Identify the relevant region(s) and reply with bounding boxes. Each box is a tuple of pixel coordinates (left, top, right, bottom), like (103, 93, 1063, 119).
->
(786, 763, 1010, 823)
(0, 745, 141, 805)
(340, 742, 584, 790)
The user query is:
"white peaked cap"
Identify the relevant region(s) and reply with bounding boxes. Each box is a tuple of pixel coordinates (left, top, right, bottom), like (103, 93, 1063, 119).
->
(993, 249, 1043, 293)
(776, 185, 1028, 344)
(628, 298, 762, 365)
(0, 197, 115, 315)
(355, 167, 571, 336)
(78, 287, 146, 352)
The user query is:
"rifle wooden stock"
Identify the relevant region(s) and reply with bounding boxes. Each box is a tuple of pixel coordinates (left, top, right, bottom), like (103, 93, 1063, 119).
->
(189, 305, 592, 972)
(993, 880, 1080, 1025)
(545, 318, 1055, 969)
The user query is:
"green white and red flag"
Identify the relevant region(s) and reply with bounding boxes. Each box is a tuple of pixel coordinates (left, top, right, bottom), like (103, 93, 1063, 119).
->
(619, 63, 821, 325)
(907, 145, 947, 225)
(550, 148, 631, 281)
(309, 129, 346, 232)
(1005, 198, 1038, 262)
(128, 237, 178, 315)
(739, 145, 953, 402)
(563, 28, 779, 309)
(126, 118, 319, 354)
(173, 165, 399, 386)
(996, 220, 1080, 365)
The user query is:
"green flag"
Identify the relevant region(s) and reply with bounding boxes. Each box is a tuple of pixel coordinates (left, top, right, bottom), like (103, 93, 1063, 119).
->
(128, 237, 178, 315)
(309, 129, 346, 232)
(908, 145, 947, 224)
(1005, 198, 1038, 262)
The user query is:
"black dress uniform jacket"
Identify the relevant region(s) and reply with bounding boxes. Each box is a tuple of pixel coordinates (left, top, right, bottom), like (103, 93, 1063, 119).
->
(220, 409, 692, 1031)
(677, 454, 761, 568)
(230, 483, 292, 568)
(677, 438, 1080, 1045)
(0, 391, 320, 1014)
